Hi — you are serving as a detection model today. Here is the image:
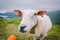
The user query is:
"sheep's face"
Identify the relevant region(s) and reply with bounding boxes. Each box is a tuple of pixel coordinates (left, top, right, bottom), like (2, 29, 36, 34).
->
(18, 9, 38, 33)
(14, 9, 47, 33)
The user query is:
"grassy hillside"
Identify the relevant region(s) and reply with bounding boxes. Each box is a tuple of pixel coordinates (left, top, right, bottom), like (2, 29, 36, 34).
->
(0, 18, 60, 40)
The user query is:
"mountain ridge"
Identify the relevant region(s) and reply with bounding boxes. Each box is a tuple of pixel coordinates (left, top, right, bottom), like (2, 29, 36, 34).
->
(0, 10, 60, 24)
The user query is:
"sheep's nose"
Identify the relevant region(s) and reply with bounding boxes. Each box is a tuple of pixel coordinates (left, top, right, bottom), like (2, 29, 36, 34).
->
(19, 26, 26, 33)
(20, 26, 26, 29)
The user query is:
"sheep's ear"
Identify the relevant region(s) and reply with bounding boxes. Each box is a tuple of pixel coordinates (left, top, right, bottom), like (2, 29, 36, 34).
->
(14, 10, 22, 16)
(37, 10, 47, 15)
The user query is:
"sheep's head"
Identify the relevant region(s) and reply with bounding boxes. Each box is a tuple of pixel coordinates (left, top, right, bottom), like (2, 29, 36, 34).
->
(14, 9, 47, 33)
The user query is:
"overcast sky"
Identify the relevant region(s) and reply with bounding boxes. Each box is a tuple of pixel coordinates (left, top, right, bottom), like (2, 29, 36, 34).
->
(0, 0, 60, 11)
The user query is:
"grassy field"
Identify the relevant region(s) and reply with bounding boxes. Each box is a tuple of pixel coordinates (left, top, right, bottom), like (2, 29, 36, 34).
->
(0, 18, 60, 40)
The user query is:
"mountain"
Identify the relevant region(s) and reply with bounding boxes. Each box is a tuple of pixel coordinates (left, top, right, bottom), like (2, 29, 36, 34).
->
(0, 12, 18, 19)
(47, 10, 60, 25)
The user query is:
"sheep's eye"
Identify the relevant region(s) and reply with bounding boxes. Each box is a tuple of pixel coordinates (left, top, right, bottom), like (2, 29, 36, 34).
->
(34, 13, 36, 15)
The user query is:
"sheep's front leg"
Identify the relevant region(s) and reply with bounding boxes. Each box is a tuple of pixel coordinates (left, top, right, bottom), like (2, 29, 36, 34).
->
(33, 36, 37, 40)
(33, 35, 45, 40)
(39, 35, 45, 40)
(39, 31, 48, 40)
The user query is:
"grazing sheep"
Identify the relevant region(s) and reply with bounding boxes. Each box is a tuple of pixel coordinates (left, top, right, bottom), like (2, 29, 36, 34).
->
(14, 9, 52, 40)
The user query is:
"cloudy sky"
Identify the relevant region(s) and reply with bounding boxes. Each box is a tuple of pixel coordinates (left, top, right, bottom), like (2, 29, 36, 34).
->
(0, 0, 60, 11)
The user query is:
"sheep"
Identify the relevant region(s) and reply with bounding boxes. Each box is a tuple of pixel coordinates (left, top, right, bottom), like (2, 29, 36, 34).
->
(14, 9, 52, 40)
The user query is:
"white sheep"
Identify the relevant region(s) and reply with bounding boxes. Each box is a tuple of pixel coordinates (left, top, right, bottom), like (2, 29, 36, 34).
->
(14, 9, 52, 40)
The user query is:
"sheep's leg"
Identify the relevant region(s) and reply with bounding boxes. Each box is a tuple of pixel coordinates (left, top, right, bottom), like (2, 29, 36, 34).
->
(33, 38, 36, 40)
(43, 31, 48, 38)
(33, 35, 38, 40)
(39, 33, 48, 40)
(43, 33, 47, 38)
(33, 36, 37, 40)
(39, 35, 45, 40)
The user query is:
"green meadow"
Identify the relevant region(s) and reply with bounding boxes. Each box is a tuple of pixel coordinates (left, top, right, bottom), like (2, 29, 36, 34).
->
(0, 18, 60, 40)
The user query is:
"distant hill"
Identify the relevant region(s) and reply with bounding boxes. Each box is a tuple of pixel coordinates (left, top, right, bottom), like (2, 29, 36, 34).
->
(0, 12, 18, 19)
(0, 10, 60, 24)
(47, 10, 60, 25)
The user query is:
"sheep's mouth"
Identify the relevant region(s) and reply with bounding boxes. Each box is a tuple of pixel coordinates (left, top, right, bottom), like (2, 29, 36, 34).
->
(20, 29, 27, 33)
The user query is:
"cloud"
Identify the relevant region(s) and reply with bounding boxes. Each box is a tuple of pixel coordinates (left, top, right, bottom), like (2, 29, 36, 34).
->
(0, 0, 60, 11)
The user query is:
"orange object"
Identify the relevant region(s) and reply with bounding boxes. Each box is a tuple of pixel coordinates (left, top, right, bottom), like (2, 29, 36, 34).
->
(7, 35, 16, 40)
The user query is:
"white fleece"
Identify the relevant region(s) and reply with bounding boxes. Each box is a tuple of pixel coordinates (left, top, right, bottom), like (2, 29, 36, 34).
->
(34, 15, 52, 38)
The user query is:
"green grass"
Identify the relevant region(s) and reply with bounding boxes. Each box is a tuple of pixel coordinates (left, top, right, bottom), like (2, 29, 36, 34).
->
(0, 18, 7, 27)
(7, 18, 21, 25)
(44, 24, 60, 40)
(5, 24, 60, 40)
(0, 18, 7, 40)
(0, 18, 60, 40)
